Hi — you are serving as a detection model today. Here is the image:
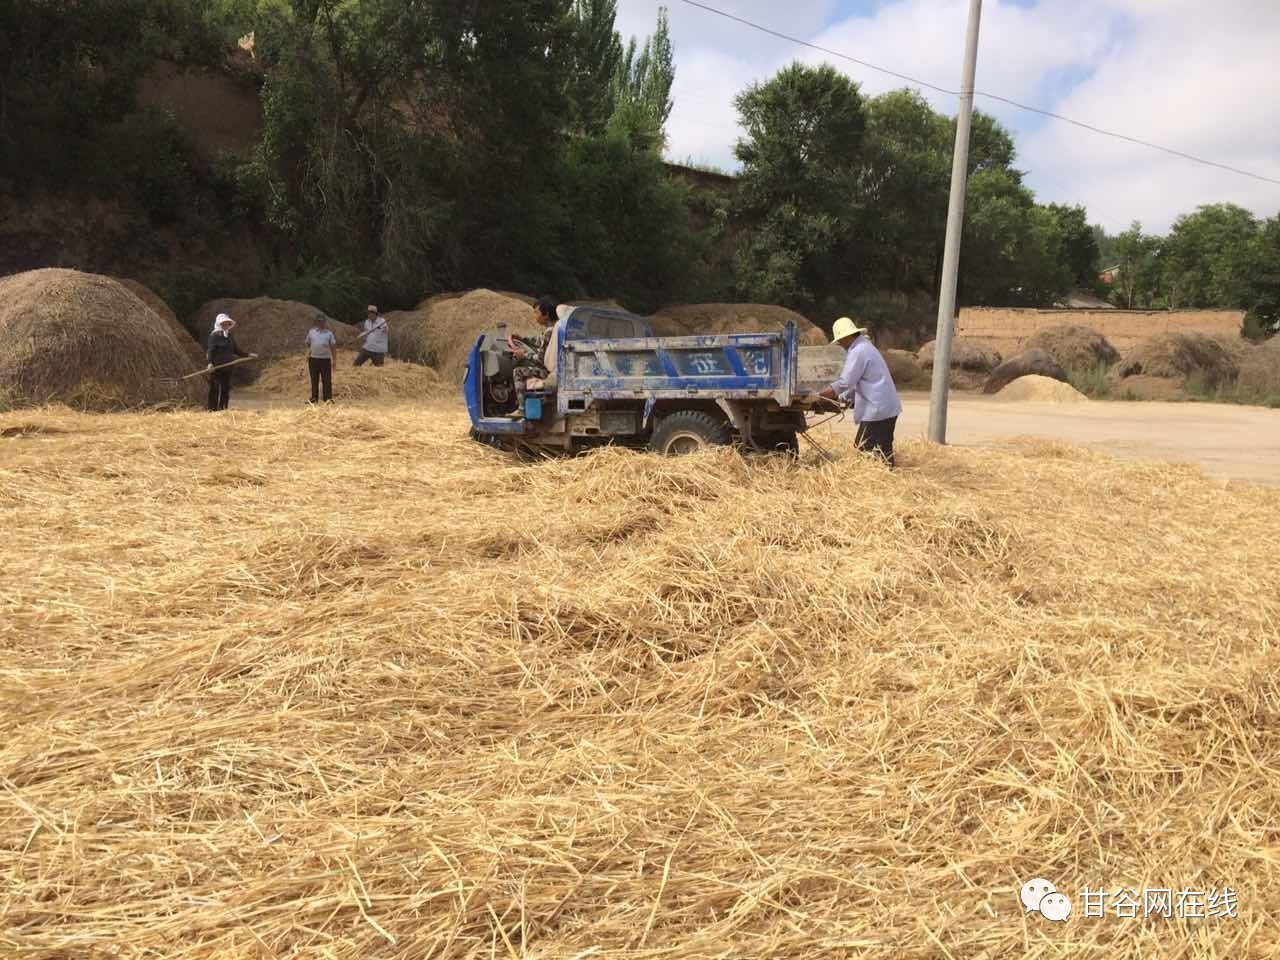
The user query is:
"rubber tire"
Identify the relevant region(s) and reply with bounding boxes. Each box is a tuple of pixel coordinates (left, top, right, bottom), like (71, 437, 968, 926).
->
(649, 410, 733, 456)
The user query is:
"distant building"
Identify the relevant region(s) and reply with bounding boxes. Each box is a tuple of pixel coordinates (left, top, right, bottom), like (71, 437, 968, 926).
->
(1099, 264, 1121, 285)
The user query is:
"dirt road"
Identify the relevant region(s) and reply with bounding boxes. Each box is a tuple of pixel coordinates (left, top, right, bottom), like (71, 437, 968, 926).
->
(838, 391, 1279, 484)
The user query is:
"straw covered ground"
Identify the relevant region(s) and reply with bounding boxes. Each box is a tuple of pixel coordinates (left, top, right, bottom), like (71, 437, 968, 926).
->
(2, 402, 1279, 958)
(254, 356, 449, 402)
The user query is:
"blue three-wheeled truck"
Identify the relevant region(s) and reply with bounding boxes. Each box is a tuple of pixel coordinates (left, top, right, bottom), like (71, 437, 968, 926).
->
(464, 305, 841, 457)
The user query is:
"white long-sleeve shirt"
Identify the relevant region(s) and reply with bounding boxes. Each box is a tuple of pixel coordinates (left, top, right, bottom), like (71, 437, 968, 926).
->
(830, 336, 902, 423)
(363, 315, 389, 353)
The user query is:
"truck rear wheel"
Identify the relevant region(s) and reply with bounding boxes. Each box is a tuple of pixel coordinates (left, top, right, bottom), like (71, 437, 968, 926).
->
(650, 410, 732, 456)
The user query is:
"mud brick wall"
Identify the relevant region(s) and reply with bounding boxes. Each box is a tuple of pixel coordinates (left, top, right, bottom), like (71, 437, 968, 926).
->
(956, 308, 1245, 356)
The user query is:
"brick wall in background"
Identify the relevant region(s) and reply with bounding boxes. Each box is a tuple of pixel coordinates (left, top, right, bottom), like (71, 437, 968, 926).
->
(956, 308, 1245, 357)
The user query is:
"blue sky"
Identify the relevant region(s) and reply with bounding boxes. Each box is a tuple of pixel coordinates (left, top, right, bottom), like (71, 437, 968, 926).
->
(613, 0, 1280, 233)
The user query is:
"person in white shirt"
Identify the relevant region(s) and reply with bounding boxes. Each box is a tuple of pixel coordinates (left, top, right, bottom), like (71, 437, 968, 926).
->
(304, 313, 338, 403)
(811, 316, 902, 467)
(355, 304, 389, 367)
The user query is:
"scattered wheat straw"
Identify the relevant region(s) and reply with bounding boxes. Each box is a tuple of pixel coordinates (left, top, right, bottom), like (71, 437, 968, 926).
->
(1, 402, 1277, 958)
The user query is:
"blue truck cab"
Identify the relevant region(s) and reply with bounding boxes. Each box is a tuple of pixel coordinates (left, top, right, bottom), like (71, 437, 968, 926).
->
(465, 305, 825, 456)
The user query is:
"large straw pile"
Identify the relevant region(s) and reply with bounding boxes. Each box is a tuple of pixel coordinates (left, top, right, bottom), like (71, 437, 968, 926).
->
(1115, 332, 1238, 387)
(390, 290, 536, 380)
(2, 401, 1277, 957)
(189, 298, 360, 382)
(1023, 324, 1120, 371)
(113, 277, 203, 368)
(1237, 344, 1280, 396)
(918, 337, 1001, 372)
(0, 269, 203, 409)
(883, 348, 926, 387)
(1210, 336, 1280, 399)
(650, 303, 828, 346)
(254, 355, 449, 402)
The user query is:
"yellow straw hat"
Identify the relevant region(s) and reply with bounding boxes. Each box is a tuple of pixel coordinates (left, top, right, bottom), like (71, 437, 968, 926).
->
(830, 317, 868, 343)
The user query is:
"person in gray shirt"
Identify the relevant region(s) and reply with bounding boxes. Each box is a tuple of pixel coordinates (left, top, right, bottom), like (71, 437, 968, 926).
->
(304, 313, 338, 403)
(355, 304, 389, 367)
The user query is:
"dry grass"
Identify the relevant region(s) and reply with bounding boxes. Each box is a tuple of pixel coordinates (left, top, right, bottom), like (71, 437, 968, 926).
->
(883, 348, 926, 388)
(1024, 325, 1120, 372)
(254, 356, 449, 402)
(918, 338, 1002, 373)
(992, 374, 1088, 403)
(114, 277, 204, 370)
(1116, 333, 1238, 387)
(0, 269, 203, 409)
(1, 402, 1278, 958)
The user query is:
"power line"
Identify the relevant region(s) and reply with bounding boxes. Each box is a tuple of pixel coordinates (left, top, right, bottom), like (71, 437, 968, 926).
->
(674, 0, 1280, 188)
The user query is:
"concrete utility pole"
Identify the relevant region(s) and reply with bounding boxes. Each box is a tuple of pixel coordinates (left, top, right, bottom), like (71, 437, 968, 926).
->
(927, 0, 984, 444)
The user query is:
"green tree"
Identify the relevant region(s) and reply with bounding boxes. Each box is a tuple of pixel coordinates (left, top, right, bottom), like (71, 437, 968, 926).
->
(1111, 222, 1160, 309)
(252, 0, 574, 299)
(565, 0, 624, 136)
(1093, 224, 1119, 268)
(610, 6, 674, 151)
(1044, 203, 1100, 290)
(559, 129, 704, 310)
(857, 90, 950, 295)
(959, 169, 1069, 306)
(732, 63, 866, 306)
(1250, 215, 1280, 335)
(1159, 203, 1259, 309)
(0, 0, 237, 185)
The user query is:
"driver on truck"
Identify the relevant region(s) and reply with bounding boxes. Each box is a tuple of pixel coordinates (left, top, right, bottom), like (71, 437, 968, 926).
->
(510, 296, 560, 408)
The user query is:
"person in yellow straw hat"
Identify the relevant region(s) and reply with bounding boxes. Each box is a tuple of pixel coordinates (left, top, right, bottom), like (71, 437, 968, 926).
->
(810, 317, 902, 467)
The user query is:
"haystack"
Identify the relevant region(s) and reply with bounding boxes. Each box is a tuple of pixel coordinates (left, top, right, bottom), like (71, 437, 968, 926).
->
(392, 289, 537, 382)
(883, 348, 925, 387)
(917, 337, 1001, 372)
(1115, 332, 1238, 387)
(1023, 323, 1119, 371)
(0, 269, 203, 409)
(1236, 344, 1280, 397)
(1209, 333, 1253, 365)
(992, 374, 1088, 403)
(649, 303, 828, 346)
(188, 298, 359, 383)
(984, 348, 1068, 394)
(254, 355, 448, 402)
(113, 277, 203, 369)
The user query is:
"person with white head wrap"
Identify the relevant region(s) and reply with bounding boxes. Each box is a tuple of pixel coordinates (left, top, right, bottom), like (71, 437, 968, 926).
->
(205, 312, 256, 411)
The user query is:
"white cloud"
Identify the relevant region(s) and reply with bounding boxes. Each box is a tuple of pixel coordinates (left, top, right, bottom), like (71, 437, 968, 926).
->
(1017, 0, 1280, 231)
(623, 0, 1280, 231)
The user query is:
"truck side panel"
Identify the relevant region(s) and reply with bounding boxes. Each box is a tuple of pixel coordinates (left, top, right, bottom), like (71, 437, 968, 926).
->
(557, 324, 797, 412)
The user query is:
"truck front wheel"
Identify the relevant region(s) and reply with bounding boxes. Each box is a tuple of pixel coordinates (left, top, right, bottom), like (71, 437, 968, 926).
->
(650, 410, 732, 456)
